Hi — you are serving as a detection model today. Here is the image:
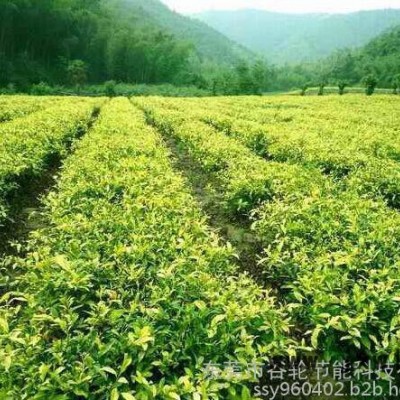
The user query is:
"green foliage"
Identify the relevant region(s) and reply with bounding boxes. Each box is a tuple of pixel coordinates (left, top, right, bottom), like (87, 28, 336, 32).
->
(0, 97, 100, 225)
(195, 9, 400, 64)
(392, 74, 400, 94)
(104, 80, 117, 97)
(314, 27, 400, 91)
(235, 61, 255, 95)
(0, 98, 295, 396)
(2, 93, 400, 393)
(0, 0, 399, 94)
(127, 0, 251, 65)
(0, 0, 251, 91)
(11, 83, 213, 97)
(253, 192, 400, 360)
(300, 84, 309, 96)
(1, 83, 17, 95)
(67, 60, 88, 92)
(138, 95, 400, 360)
(363, 74, 378, 95)
(0, 96, 52, 122)
(317, 82, 326, 96)
(338, 81, 348, 95)
(191, 59, 273, 96)
(268, 25, 400, 92)
(137, 98, 323, 217)
(30, 81, 53, 96)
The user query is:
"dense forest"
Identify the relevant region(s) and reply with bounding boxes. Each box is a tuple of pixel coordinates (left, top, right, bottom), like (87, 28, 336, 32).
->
(0, 0, 399, 94)
(0, 0, 256, 89)
(0, 0, 195, 87)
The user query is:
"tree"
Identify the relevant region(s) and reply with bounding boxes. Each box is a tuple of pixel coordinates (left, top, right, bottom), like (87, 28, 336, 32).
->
(67, 60, 87, 93)
(211, 78, 218, 96)
(300, 84, 309, 96)
(219, 69, 240, 95)
(104, 80, 116, 97)
(392, 74, 400, 95)
(251, 59, 269, 95)
(338, 81, 347, 95)
(0, 0, 195, 88)
(235, 61, 255, 95)
(362, 74, 378, 96)
(318, 81, 327, 96)
(326, 50, 358, 85)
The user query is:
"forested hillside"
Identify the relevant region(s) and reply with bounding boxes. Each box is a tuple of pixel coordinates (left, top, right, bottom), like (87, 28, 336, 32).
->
(126, 0, 252, 64)
(279, 25, 400, 91)
(195, 9, 400, 64)
(325, 26, 400, 87)
(1, 0, 399, 94)
(0, 0, 249, 89)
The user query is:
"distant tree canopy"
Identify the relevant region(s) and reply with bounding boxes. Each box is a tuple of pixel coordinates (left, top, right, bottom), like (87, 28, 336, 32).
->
(274, 26, 400, 92)
(0, 0, 272, 94)
(321, 27, 400, 88)
(0, 0, 194, 88)
(0, 0, 399, 94)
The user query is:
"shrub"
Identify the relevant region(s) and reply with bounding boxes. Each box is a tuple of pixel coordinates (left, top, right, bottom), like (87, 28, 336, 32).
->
(338, 81, 347, 95)
(104, 80, 117, 97)
(300, 84, 308, 96)
(30, 81, 53, 96)
(362, 74, 378, 96)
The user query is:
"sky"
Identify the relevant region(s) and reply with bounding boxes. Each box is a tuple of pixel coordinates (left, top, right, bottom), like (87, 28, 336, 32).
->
(161, 0, 400, 14)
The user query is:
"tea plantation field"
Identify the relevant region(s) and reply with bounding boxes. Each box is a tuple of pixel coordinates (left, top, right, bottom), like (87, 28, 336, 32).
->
(0, 94, 400, 399)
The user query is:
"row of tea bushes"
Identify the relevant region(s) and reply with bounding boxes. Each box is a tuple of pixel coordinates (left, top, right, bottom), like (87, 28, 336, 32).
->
(136, 96, 400, 361)
(135, 98, 327, 216)
(161, 97, 400, 210)
(0, 96, 67, 123)
(0, 98, 296, 399)
(0, 98, 100, 226)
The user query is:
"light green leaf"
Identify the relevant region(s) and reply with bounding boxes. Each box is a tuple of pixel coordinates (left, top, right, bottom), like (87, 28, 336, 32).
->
(39, 364, 50, 381)
(0, 317, 9, 334)
(194, 300, 206, 310)
(120, 354, 132, 374)
(110, 388, 119, 400)
(101, 367, 118, 376)
(311, 327, 322, 348)
(121, 393, 136, 400)
(211, 314, 226, 327)
(4, 355, 11, 372)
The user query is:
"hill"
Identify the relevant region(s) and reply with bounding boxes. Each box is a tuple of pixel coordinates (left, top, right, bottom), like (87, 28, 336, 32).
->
(125, 0, 252, 64)
(324, 25, 400, 87)
(0, 0, 251, 89)
(194, 9, 400, 64)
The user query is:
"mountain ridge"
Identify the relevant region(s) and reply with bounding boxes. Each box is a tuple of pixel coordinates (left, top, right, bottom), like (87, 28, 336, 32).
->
(194, 8, 400, 64)
(125, 0, 253, 65)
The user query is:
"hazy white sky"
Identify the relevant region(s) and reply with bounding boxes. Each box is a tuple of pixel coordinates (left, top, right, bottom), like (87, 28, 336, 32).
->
(161, 0, 400, 14)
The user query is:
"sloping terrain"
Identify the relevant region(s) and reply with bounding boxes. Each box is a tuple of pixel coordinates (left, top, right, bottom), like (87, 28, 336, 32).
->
(195, 9, 400, 63)
(122, 0, 253, 64)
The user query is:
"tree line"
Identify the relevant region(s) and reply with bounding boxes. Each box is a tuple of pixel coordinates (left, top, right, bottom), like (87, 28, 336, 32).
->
(270, 26, 400, 95)
(0, 0, 399, 95)
(0, 0, 193, 89)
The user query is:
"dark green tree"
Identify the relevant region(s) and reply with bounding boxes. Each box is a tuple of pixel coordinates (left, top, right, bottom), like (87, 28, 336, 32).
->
(251, 59, 269, 95)
(235, 61, 255, 94)
(338, 81, 347, 95)
(67, 60, 88, 93)
(300, 84, 309, 96)
(318, 81, 327, 96)
(362, 74, 378, 96)
(392, 74, 400, 94)
(104, 80, 117, 97)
